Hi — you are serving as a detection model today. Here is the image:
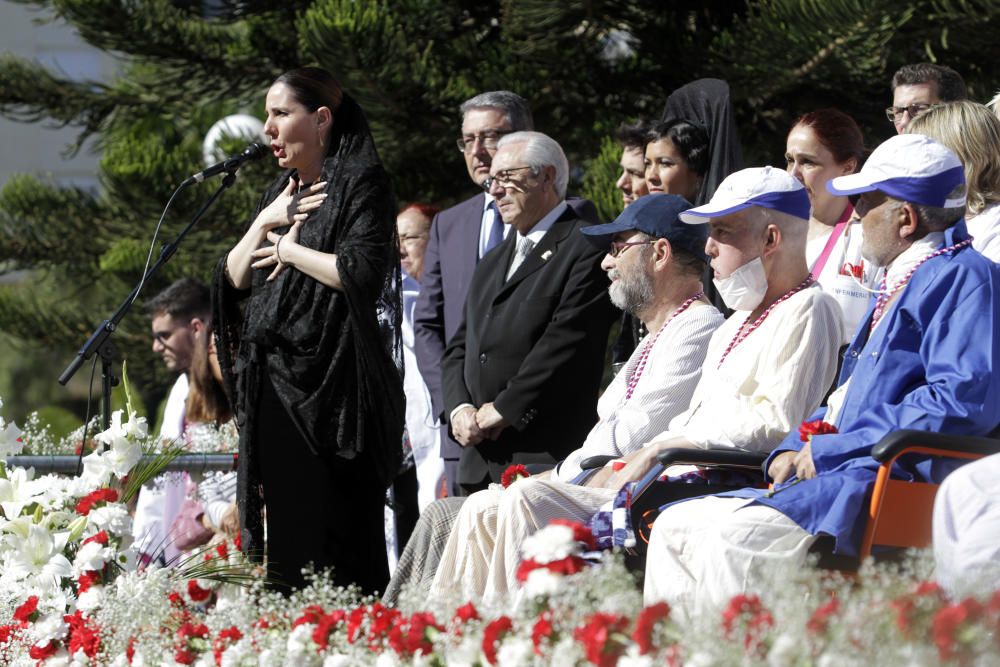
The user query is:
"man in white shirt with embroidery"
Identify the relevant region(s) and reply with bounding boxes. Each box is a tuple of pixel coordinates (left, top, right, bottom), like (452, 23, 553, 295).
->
(430, 194, 724, 601)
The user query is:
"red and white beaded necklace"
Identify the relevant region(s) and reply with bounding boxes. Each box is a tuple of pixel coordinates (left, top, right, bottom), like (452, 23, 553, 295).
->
(869, 238, 972, 332)
(623, 291, 704, 402)
(716, 276, 815, 369)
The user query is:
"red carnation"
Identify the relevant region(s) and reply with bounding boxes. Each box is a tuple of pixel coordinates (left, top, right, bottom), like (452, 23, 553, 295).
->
(82, 530, 110, 546)
(28, 641, 58, 660)
(388, 611, 442, 657)
(531, 612, 554, 656)
(66, 611, 101, 658)
(293, 604, 326, 628)
(312, 610, 346, 651)
(346, 606, 366, 643)
(501, 464, 530, 488)
(75, 488, 119, 515)
(174, 647, 196, 665)
(722, 594, 774, 652)
(516, 555, 589, 582)
(169, 591, 186, 608)
(798, 420, 838, 442)
(933, 597, 984, 661)
(234, 532, 242, 551)
(806, 597, 840, 636)
(78, 570, 102, 593)
(481, 616, 513, 665)
(213, 626, 243, 666)
(453, 602, 480, 625)
(0, 624, 17, 644)
(633, 602, 671, 655)
(187, 580, 213, 603)
(573, 612, 630, 667)
(13, 595, 39, 626)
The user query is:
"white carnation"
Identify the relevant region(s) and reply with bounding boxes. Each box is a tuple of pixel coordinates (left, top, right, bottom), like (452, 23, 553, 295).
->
(497, 637, 534, 667)
(87, 503, 131, 535)
(521, 524, 577, 562)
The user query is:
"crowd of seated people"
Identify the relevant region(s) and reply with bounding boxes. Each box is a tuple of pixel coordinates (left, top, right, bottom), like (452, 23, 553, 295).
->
(139, 61, 1000, 614)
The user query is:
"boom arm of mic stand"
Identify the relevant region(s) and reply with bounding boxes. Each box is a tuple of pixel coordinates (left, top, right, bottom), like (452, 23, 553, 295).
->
(57, 171, 241, 409)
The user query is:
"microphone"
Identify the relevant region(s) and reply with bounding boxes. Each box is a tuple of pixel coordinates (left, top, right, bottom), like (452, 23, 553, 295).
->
(182, 142, 267, 186)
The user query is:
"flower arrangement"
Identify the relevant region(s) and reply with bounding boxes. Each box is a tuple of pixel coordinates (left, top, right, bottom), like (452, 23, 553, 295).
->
(1, 402, 998, 665)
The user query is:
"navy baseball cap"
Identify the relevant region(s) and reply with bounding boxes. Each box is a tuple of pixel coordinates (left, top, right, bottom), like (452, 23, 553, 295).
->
(581, 194, 709, 262)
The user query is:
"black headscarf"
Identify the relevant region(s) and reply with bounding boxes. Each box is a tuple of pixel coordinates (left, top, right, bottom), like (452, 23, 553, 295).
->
(212, 93, 404, 558)
(661, 78, 744, 206)
(662, 78, 744, 316)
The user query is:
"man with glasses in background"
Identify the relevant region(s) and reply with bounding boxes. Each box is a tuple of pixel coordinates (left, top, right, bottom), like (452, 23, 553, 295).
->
(441, 131, 614, 495)
(888, 62, 967, 133)
(412, 91, 531, 497)
(136, 278, 210, 565)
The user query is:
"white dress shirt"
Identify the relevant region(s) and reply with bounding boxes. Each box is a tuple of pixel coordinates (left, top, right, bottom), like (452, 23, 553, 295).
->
(477, 193, 511, 259)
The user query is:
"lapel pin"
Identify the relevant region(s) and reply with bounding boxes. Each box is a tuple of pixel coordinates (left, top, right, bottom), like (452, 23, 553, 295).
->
(541, 250, 553, 261)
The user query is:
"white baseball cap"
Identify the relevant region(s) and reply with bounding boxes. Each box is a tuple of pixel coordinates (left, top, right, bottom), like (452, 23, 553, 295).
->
(827, 134, 965, 208)
(679, 166, 810, 224)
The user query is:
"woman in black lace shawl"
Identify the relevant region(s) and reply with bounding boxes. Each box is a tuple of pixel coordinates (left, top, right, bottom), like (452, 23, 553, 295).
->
(212, 67, 404, 593)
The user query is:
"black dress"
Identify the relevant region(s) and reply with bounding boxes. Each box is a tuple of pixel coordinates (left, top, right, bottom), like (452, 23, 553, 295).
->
(213, 95, 404, 594)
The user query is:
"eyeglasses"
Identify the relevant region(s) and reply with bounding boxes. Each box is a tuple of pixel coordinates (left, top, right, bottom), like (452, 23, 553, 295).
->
(609, 240, 655, 257)
(398, 233, 427, 245)
(456, 130, 509, 153)
(885, 103, 932, 123)
(483, 165, 537, 191)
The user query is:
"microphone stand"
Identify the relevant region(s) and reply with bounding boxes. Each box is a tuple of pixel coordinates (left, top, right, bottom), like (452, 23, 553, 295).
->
(58, 171, 240, 437)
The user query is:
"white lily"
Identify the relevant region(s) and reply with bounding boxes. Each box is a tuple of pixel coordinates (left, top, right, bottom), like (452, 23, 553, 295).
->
(0, 466, 42, 519)
(93, 410, 146, 477)
(6, 523, 73, 587)
(79, 450, 112, 488)
(0, 417, 23, 458)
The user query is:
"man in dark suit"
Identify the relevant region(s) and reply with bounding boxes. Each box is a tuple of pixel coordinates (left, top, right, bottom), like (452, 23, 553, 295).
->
(442, 131, 616, 493)
(413, 91, 534, 496)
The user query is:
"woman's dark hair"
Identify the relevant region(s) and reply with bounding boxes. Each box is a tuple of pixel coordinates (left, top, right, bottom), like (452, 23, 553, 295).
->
(792, 109, 865, 170)
(645, 120, 710, 176)
(274, 67, 344, 114)
(273, 68, 344, 155)
(186, 329, 232, 426)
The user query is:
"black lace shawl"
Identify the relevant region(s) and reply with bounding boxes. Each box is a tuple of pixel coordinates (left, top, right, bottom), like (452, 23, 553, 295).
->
(661, 78, 744, 206)
(211, 94, 404, 558)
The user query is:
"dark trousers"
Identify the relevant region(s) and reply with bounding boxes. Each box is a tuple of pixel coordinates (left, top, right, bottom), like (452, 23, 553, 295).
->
(257, 376, 389, 595)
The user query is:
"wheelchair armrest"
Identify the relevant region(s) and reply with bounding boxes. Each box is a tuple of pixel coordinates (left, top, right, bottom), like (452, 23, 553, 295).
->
(655, 447, 768, 471)
(580, 455, 617, 470)
(871, 430, 1000, 463)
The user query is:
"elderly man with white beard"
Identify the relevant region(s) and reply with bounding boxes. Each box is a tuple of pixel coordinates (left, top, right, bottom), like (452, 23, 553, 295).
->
(427, 193, 724, 602)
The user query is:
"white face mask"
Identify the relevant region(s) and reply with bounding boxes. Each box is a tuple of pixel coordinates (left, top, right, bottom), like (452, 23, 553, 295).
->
(713, 257, 769, 311)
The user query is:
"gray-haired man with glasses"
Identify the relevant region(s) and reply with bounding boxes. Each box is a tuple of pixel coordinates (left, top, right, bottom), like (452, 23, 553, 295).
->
(413, 91, 532, 497)
(414, 92, 595, 497)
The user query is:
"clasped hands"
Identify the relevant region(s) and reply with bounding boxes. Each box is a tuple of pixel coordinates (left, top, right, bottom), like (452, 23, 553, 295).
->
(250, 178, 327, 281)
(452, 403, 508, 447)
